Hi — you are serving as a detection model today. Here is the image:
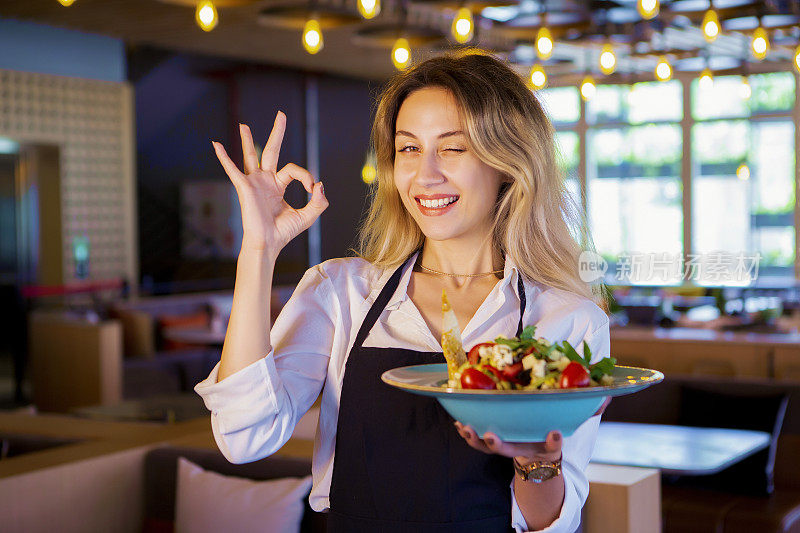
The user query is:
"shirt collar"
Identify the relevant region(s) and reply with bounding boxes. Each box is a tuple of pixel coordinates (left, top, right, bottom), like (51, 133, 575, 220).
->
(381, 249, 522, 311)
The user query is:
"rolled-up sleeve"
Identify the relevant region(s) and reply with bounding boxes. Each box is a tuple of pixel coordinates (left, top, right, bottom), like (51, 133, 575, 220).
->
(510, 316, 610, 532)
(194, 265, 337, 464)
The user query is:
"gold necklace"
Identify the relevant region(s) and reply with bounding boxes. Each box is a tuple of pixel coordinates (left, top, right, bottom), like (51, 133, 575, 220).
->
(417, 263, 504, 278)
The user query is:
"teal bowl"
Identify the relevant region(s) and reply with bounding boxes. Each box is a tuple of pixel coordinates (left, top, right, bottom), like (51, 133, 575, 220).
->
(381, 364, 664, 442)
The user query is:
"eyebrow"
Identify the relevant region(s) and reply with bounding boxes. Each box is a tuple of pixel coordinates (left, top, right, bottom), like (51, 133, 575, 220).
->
(395, 130, 465, 140)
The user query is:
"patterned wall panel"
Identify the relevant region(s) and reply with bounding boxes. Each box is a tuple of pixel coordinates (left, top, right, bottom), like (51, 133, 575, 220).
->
(0, 68, 136, 287)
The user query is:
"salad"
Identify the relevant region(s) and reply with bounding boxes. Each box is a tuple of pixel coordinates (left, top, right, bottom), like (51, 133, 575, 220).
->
(449, 326, 616, 390)
(441, 290, 616, 391)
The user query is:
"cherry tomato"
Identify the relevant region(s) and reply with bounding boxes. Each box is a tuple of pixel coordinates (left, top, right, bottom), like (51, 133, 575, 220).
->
(484, 365, 504, 381)
(559, 362, 591, 389)
(467, 342, 495, 365)
(501, 361, 524, 383)
(460, 368, 496, 390)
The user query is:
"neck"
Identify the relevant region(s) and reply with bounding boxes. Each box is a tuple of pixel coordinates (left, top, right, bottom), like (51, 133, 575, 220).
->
(416, 234, 504, 284)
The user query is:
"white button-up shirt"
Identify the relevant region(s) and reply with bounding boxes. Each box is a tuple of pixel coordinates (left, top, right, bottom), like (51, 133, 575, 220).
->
(194, 249, 610, 533)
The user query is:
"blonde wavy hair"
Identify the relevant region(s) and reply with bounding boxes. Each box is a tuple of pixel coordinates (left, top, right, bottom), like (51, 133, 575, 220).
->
(355, 48, 606, 306)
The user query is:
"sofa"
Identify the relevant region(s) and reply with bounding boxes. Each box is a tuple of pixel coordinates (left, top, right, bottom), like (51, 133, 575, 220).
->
(603, 372, 800, 533)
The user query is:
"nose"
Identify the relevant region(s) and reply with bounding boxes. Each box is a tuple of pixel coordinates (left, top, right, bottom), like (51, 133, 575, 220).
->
(412, 150, 446, 187)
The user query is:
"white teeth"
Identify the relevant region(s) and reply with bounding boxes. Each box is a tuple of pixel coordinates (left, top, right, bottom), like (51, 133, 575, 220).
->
(419, 196, 458, 208)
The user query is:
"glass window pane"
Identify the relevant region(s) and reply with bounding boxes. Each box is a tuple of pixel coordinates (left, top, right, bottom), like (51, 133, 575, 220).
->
(749, 72, 796, 114)
(538, 87, 580, 125)
(692, 119, 795, 284)
(691, 75, 749, 120)
(587, 125, 683, 284)
(628, 80, 682, 123)
(586, 84, 628, 124)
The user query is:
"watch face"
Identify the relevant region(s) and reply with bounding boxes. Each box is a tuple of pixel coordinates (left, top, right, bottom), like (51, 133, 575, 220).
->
(528, 466, 559, 483)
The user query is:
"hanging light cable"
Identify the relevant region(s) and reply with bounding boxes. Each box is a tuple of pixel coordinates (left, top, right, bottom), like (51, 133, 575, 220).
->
(451, 5, 474, 44)
(195, 0, 218, 31)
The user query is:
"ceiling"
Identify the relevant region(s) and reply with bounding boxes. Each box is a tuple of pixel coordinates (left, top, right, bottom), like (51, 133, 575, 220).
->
(0, 0, 798, 83)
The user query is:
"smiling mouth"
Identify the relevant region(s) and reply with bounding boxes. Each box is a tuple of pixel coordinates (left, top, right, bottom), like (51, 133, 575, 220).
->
(415, 195, 460, 209)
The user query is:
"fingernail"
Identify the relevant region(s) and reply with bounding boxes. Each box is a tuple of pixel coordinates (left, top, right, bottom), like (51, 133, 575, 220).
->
(319, 182, 325, 195)
(485, 436, 495, 445)
(553, 432, 561, 441)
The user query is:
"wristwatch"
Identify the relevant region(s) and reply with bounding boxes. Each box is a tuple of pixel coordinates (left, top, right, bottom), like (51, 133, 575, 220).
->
(513, 456, 562, 483)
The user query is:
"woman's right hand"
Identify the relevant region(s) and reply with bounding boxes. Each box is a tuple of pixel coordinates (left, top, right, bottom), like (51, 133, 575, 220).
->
(212, 111, 328, 256)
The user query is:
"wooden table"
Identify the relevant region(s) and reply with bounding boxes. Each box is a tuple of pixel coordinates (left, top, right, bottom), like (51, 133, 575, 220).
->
(591, 421, 771, 475)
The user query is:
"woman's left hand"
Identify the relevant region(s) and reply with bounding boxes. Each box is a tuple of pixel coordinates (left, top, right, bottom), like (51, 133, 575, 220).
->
(454, 421, 562, 462)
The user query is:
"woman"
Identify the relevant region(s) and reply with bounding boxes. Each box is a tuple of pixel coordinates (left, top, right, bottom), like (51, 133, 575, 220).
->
(195, 49, 610, 533)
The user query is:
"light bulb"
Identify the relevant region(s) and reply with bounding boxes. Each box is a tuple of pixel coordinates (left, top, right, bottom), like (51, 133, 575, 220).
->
(580, 76, 596, 101)
(302, 19, 323, 54)
(357, 0, 380, 20)
(699, 67, 714, 91)
(57, 0, 76, 6)
(751, 26, 769, 60)
(736, 163, 750, 181)
(702, 9, 720, 42)
(529, 64, 547, 90)
(451, 7, 474, 44)
(196, 0, 218, 32)
(599, 43, 616, 75)
(536, 26, 553, 60)
(392, 38, 411, 70)
(739, 77, 751, 99)
(655, 56, 672, 81)
(637, 0, 659, 20)
(794, 44, 800, 74)
(361, 163, 377, 184)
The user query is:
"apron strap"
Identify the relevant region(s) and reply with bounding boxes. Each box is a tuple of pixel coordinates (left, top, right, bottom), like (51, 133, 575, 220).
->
(353, 253, 528, 349)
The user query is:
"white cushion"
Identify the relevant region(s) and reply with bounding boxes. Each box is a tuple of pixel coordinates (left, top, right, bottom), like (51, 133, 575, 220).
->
(175, 457, 312, 533)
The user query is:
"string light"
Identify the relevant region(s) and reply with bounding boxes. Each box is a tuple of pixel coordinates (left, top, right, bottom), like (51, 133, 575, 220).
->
(599, 43, 616, 75)
(361, 163, 377, 184)
(751, 26, 769, 60)
(736, 163, 750, 181)
(302, 18, 323, 54)
(57, 0, 76, 6)
(699, 67, 714, 91)
(529, 64, 547, 90)
(536, 26, 554, 60)
(392, 37, 411, 70)
(195, 0, 218, 32)
(580, 75, 596, 101)
(637, 0, 659, 20)
(451, 7, 474, 44)
(794, 44, 800, 73)
(655, 56, 672, 81)
(702, 5, 720, 43)
(739, 76, 751, 99)
(357, 0, 380, 19)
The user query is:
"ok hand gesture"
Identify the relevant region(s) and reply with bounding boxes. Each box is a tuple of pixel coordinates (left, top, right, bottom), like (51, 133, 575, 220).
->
(212, 111, 328, 256)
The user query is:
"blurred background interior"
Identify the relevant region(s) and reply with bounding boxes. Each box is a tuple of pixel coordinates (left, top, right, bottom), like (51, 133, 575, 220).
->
(1, 0, 800, 532)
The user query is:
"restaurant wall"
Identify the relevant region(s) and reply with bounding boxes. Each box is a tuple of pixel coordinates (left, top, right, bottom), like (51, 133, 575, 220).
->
(0, 19, 136, 287)
(132, 48, 376, 291)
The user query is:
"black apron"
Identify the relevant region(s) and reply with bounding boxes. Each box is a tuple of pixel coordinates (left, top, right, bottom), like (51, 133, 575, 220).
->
(327, 253, 527, 532)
